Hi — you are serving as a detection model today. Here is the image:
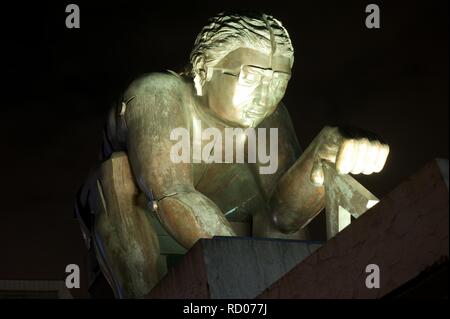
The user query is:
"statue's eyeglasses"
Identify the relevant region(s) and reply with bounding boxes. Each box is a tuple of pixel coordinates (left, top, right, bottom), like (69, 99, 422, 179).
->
(209, 65, 291, 87)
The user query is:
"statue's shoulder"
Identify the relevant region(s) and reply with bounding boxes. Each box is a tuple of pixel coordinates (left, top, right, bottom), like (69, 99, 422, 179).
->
(124, 71, 190, 101)
(122, 72, 192, 128)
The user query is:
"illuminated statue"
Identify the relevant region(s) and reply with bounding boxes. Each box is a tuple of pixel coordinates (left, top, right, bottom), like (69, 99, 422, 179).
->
(75, 11, 389, 298)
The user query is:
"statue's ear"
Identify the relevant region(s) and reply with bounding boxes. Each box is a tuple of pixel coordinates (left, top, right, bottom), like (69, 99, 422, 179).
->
(193, 55, 207, 96)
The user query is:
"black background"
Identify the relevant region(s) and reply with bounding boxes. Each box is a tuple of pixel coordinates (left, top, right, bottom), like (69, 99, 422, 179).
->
(0, 0, 448, 298)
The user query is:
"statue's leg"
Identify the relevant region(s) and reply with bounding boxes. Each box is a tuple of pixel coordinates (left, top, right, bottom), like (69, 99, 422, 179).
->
(92, 152, 162, 298)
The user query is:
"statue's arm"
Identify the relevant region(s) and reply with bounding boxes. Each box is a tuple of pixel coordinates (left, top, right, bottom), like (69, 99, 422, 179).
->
(265, 105, 389, 234)
(124, 73, 235, 249)
(256, 103, 325, 234)
(269, 132, 326, 234)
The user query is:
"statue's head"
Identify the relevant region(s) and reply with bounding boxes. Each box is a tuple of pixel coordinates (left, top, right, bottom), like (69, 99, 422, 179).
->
(189, 11, 294, 127)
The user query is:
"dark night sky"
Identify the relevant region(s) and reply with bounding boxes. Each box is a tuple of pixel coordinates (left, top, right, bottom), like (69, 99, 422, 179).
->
(0, 1, 448, 298)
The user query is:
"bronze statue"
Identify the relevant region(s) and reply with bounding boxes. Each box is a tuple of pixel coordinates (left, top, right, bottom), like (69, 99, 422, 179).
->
(75, 11, 389, 298)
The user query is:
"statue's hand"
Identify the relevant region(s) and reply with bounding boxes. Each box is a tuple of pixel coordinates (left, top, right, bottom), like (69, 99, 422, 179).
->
(310, 126, 390, 186)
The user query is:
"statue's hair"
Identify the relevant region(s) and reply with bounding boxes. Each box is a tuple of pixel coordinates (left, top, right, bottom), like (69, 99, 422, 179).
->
(188, 11, 294, 80)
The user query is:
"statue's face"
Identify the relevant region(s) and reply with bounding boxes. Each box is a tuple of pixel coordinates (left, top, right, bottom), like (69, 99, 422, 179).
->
(203, 47, 292, 127)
